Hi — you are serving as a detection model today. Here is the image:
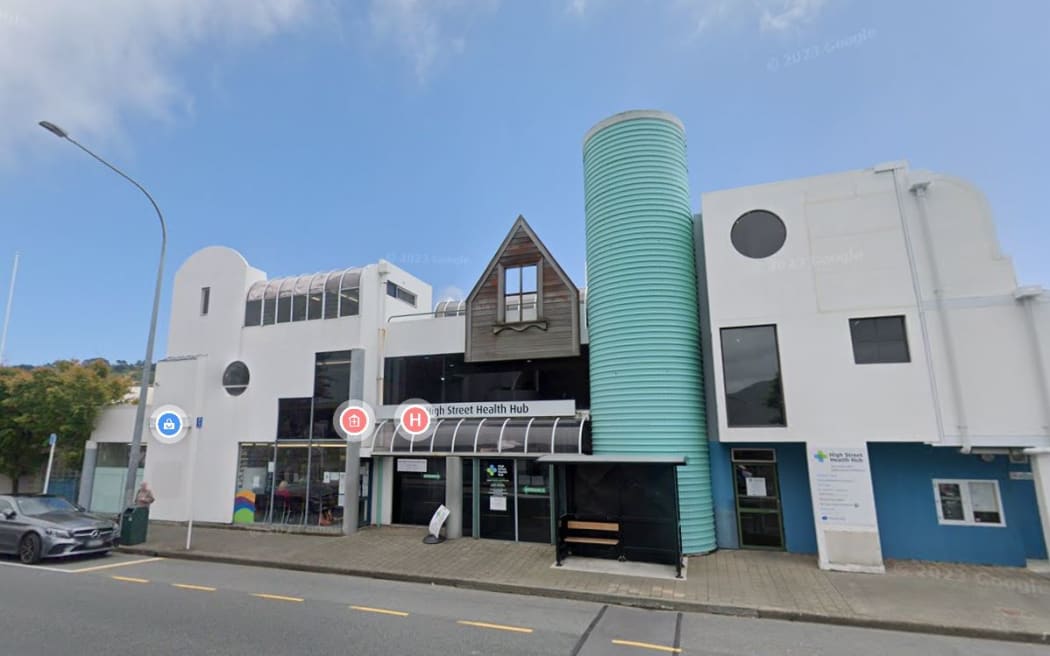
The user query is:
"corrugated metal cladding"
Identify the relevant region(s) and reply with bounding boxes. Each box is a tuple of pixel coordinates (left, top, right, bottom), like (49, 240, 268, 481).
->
(581, 110, 715, 554)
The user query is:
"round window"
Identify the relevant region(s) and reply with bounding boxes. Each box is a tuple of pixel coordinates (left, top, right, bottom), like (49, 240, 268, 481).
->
(222, 361, 250, 396)
(731, 210, 787, 259)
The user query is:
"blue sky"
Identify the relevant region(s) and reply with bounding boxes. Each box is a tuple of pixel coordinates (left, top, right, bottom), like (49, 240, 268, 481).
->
(1, 1, 1047, 365)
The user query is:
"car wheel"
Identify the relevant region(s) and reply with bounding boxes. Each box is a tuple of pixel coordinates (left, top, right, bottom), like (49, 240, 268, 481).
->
(19, 533, 42, 565)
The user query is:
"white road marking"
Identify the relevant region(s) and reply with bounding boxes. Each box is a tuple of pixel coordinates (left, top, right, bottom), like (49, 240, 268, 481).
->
(68, 556, 164, 573)
(0, 560, 71, 573)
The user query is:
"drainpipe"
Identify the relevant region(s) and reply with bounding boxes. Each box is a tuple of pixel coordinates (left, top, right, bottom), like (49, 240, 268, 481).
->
(877, 163, 948, 447)
(376, 262, 389, 404)
(1016, 287, 1050, 434)
(909, 181, 971, 453)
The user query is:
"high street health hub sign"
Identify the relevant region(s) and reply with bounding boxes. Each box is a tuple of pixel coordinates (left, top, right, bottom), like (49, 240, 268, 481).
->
(377, 399, 576, 420)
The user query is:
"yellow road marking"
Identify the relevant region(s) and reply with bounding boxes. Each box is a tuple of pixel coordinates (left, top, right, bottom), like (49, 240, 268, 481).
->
(70, 557, 164, 573)
(172, 583, 216, 592)
(610, 639, 682, 653)
(350, 605, 409, 617)
(457, 620, 533, 634)
(251, 593, 304, 603)
(111, 575, 150, 584)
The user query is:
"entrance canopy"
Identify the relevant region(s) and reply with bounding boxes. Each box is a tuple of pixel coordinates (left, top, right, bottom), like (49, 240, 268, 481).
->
(367, 417, 590, 456)
(536, 454, 686, 466)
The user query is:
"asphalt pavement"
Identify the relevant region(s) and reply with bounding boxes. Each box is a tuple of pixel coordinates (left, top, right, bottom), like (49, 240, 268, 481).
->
(0, 552, 1044, 656)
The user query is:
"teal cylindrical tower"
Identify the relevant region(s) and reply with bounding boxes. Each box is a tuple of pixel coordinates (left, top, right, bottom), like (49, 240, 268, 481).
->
(582, 110, 715, 554)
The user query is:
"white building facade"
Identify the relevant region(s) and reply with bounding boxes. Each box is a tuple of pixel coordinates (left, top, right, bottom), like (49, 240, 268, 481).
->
(698, 162, 1050, 569)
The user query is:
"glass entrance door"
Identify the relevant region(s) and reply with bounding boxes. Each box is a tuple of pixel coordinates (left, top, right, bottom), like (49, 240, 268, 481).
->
(479, 459, 515, 540)
(732, 449, 785, 549)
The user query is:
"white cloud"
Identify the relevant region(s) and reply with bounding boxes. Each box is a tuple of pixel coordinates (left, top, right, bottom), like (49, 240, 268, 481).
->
(0, 0, 311, 163)
(567, 0, 590, 16)
(759, 0, 829, 32)
(436, 285, 466, 302)
(369, 0, 498, 83)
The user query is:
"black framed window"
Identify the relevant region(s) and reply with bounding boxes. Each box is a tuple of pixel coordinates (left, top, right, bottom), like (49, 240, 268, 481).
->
(386, 281, 417, 307)
(312, 350, 352, 440)
(731, 210, 787, 259)
(200, 287, 210, 316)
(222, 361, 250, 396)
(277, 398, 312, 439)
(850, 315, 910, 364)
(720, 325, 786, 427)
(383, 347, 589, 407)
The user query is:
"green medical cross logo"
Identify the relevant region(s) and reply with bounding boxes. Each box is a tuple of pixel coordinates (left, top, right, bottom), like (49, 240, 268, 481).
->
(813, 450, 828, 463)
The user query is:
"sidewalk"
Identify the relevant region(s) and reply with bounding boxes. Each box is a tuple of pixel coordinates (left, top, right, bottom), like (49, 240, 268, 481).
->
(123, 523, 1050, 645)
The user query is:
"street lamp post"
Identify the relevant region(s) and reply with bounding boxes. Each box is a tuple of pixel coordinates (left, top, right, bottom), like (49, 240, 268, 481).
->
(39, 120, 167, 510)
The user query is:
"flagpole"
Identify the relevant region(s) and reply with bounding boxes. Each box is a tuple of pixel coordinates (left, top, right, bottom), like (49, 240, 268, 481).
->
(0, 251, 20, 365)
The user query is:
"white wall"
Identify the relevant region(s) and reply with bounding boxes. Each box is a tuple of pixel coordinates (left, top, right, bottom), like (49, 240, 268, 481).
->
(701, 164, 1049, 448)
(91, 245, 440, 523)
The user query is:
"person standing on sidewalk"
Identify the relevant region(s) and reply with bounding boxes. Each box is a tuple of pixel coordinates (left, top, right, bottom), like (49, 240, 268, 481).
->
(134, 481, 155, 508)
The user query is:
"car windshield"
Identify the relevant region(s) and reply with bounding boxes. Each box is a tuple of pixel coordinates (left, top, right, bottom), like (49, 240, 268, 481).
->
(15, 496, 78, 516)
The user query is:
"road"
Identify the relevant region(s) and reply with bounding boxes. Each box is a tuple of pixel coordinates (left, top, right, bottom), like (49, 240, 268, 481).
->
(0, 553, 1041, 655)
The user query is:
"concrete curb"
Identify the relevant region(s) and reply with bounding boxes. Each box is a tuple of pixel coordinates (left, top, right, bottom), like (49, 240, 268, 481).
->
(119, 546, 1050, 646)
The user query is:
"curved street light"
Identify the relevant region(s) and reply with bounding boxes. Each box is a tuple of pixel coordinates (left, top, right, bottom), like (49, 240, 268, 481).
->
(39, 120, 167, 511)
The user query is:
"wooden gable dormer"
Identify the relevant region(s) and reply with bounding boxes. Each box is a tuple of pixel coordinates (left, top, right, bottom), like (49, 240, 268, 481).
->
(465, 216, 580, 362)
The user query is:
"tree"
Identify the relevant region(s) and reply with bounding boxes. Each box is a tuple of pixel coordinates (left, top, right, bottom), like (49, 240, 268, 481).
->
(0, 360, 130, 493)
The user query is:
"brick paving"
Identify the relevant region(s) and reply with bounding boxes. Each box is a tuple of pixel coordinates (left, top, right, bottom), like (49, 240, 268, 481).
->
(126, 523, 1050, 642)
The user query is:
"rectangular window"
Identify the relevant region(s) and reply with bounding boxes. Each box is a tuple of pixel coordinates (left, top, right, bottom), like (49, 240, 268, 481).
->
(933, 479, 1005, 527)
(386, 281, 417, 307)
(850, 315, 910, 364)
(503, 264, 538, 323)
(720, 325, 786, 427)
(200, 287, 210, 316)
(382, 347, 591, 407)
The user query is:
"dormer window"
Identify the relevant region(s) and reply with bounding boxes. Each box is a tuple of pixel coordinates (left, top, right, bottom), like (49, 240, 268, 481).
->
(503, 264, 538, 323)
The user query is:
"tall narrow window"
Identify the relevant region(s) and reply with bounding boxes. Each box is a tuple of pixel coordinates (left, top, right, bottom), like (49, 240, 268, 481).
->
(276, 279, 294, 323)
(245, 282, 265, 326)
(720, 325, 786, 427)
(200, 287, 211, 316)
(339, 270, 361, 317)
(503, 264, 538, 323)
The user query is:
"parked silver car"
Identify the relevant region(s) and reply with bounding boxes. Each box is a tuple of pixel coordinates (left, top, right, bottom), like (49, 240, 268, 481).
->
(0, 494, 119, 564)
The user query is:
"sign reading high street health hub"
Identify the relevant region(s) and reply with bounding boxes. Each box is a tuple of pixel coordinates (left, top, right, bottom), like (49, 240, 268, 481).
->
(378, 399, 576, 420)
(809, 446, 878, 528)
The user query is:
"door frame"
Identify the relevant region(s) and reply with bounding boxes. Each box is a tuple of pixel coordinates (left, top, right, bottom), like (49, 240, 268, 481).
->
(731, 447, 786, 550)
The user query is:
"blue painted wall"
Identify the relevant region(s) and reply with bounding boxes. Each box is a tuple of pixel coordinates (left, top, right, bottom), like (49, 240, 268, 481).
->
(709, 441, 817, 554)
(869, 443, 1047, 566)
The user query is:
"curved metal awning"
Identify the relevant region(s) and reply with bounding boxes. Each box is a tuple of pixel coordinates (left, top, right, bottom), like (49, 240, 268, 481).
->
(367, 417, 590, 456)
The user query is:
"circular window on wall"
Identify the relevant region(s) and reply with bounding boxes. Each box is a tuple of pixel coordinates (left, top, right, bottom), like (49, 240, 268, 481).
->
(222, 361, 250, 396)
(731, 210, 787, 259)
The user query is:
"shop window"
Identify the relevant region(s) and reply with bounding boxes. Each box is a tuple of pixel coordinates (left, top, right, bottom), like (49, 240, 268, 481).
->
(720, 325, 786, 427)
(386, 281, 417, 307)
(933, 479, 1005, 527)
(89, 443, 146, 513)
(200, 287, 210, 316)
(850, 315, 910, 364)
(502, 264, 538, 323)
(731, 210, 786, 259)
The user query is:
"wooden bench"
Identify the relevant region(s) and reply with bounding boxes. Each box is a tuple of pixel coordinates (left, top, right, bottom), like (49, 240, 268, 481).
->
(556, 516, 622, 565)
